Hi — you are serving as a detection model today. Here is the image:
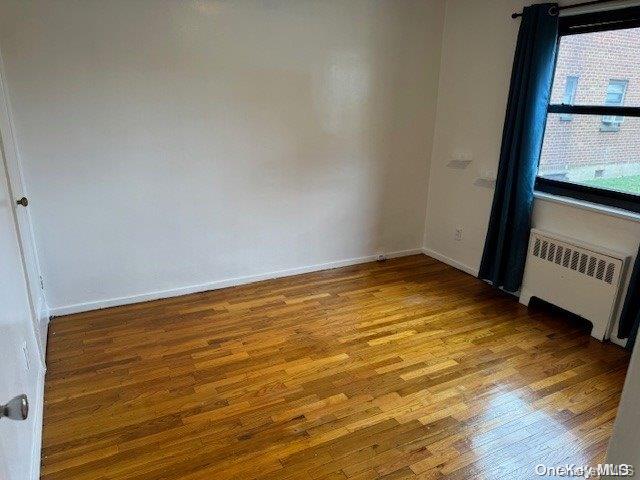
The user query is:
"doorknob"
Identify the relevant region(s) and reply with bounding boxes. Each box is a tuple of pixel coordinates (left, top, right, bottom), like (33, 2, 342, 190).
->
(16, 197, 28, 207)
(1, 394, 28, 421)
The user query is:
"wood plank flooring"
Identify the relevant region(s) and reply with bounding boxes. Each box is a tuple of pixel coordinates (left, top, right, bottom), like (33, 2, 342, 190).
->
(41, 255, 630, 479)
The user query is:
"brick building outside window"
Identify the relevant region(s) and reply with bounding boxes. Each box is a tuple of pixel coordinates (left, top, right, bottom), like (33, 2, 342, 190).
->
(538, 26, 640, 195)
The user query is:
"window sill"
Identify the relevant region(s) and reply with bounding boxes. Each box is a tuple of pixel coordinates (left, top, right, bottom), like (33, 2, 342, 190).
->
(533, 191, 640, 223)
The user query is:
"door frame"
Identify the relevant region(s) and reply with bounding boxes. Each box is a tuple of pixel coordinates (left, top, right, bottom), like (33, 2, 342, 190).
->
(0, 45, 48, 369)
(0, 125, 46, 480)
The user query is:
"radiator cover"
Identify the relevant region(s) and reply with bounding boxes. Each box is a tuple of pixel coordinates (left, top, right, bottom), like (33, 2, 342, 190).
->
(520, 229, 629, 341)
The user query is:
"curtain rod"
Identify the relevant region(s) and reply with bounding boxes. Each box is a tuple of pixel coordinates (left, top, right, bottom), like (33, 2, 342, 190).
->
(512, 0, 625, 18)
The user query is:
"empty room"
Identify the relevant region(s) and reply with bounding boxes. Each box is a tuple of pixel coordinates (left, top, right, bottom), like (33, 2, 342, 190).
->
(1, 0, 640, 478)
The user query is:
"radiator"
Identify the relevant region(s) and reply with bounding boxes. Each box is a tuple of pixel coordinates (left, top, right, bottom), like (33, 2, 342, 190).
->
(520, 228, 629, 341)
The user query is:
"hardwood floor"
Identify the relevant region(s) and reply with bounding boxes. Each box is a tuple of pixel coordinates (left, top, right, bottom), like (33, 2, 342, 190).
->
(41, 255, 629, 479)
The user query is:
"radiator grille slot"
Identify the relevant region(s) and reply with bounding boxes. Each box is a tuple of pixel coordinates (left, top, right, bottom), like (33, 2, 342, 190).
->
(548, 243, 556, 262)
(533, 238, 541, 257)
(596, 259, 606, 280)
(605, 263, 615, 284)
(555, 246, 563, 265)
(587, 257, 597, 277)
(571, 251, 579, 270)
(579, 253, 588, 274)
(530, 235, 619, 285)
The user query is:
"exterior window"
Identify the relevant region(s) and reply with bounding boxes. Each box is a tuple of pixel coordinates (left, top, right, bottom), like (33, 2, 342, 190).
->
(601, 79, 628, 131)
(535, 6, 640, 213)
(560, 76, 578, 121)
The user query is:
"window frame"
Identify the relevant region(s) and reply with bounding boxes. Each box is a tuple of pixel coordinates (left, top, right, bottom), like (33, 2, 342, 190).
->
(535, 6, 640, 213)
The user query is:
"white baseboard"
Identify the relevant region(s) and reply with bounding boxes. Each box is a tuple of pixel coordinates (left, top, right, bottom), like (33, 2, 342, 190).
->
(610, 335, 627, 348)
(30, 367, 45, 480)
(421, 247, 479, 277)
(50, 248, 424, 316)
(36, 294, 49, 325)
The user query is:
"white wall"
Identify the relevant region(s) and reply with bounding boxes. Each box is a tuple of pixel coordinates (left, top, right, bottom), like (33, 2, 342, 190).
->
(423, 0, 640, 345)
(0, 0, 445, 314)
(604, 341, 640, 475)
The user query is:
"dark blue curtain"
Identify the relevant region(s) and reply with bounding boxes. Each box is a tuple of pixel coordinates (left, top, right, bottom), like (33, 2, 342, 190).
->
(478, 3, 559, 292)
(618, 246, 640, 349)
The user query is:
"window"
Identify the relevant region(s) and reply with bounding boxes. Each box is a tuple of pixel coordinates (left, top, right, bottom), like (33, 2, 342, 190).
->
(601, 79, 628, 130)
(536, 6, 640, 212)
(560, 76, 579, 121)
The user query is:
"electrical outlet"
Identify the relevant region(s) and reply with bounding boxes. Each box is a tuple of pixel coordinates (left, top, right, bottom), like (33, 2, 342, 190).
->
(454, 227, 463, 242)
(21, 342, 30, 372)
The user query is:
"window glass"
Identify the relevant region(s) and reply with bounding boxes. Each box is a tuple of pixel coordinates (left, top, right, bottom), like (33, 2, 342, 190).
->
(539, 114, 640, 195)
(548, 28, 640, 107)
(602, 79, 628, 129)
(604, 79, 628, 105)
(540, 26, 640, 198)
(560, 76, 579, 121)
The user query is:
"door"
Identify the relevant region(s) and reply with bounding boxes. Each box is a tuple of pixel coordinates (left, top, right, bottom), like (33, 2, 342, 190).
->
(0, 50, 46, 367)
(0, 136, 41, 479)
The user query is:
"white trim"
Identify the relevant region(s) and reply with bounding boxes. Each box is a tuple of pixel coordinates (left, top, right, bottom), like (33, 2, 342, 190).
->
(421, 247, 479, 276)
(610, 336, 626, 348)
(29, 367, 45, 480)
(50, 249, 424, 316)
(560, 0, 640, 17)
(36, 294, 49, 364)
(534, 191, 640, 223)
(0, 45, 47, 367)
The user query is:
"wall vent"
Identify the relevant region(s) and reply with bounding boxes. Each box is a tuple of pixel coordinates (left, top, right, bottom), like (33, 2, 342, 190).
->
(530, 236, 617, 284)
